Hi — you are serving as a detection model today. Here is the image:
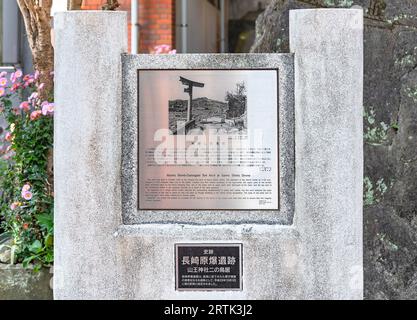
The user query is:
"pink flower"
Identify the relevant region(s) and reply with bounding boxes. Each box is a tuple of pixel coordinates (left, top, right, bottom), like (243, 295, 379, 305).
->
(28, 92, 38, 102)
(29, 92, 38, 99)
(38, 83, 45, 90)
(42, 102, 54, 116)
(23, 75, 34, 88)
(4, 132, 12, 141)
(26, 78, 34, 85)
(21, 184, 33, 200)
(22, 191, 33, 201)
(29, 93, 39, 107)
(10, 202, 19, 210)
(0, 77, 7, 86)
(10, 71, 21, 84)
(34, 70, 40, 80)
(12, 107, 20, 115)
(19, 101, 30, 112)
(152, 44, 176, 54)
(0, 71, 7, 78)
(30, 110, 42, 121)
(10, 83, 20, 92)
(0, 87, 5, 97)
(15, 70, 22, 78)
(41, 104, 48, 115)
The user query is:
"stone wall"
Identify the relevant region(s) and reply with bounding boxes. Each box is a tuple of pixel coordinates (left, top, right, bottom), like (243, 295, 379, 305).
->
(0, 265, 52, 300)
(251, 0, 417, 300)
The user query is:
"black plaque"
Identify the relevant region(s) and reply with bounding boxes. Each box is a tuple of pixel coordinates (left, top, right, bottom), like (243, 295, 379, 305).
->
(175, 243, 243, 291)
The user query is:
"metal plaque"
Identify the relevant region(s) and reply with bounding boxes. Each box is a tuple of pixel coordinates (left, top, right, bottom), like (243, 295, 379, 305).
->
(175, 243, 243, 291)
(138, 69, 279, 210)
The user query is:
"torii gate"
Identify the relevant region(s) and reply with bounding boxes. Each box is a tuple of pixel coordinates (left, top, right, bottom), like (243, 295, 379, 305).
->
(179, 76, 205, 122)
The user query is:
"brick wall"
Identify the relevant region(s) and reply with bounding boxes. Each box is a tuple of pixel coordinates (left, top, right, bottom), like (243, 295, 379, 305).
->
(81, 0, 175, 52)
(138, 0, 175, 52)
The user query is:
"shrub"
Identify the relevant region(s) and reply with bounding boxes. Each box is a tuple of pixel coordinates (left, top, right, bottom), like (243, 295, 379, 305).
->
(0, 70, 54, 270)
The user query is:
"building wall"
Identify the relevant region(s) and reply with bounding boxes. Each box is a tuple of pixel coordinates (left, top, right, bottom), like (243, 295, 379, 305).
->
(175, 0, 220, 53)
(81, 0, 175, 53)
(1, 0, 19, 65)
(138, 0, 175, 52)
(1, 0, 32, 72)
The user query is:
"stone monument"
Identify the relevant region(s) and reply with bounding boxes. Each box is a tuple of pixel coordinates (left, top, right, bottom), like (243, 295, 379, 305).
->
(54, 9, 363, 299)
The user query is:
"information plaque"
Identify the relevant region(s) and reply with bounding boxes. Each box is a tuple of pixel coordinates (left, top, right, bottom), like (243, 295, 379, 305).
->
(175, 243, 243, 291)
(138, 69, 279, 210)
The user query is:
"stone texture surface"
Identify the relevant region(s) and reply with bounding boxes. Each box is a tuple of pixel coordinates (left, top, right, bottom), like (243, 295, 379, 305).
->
(0, 265, 52, 300)
(251, 0, 417, 301)
(290, 9, 363, 299)
(116, 224, 303, 299)
(0, 236, 12, 263)
(54, 11, 128, 299)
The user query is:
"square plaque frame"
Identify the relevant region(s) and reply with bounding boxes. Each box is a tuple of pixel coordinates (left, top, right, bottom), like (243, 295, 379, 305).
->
(122, 54, 294, 225)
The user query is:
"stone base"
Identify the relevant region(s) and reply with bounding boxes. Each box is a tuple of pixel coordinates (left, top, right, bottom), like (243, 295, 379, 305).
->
(0, 264, 53, 300)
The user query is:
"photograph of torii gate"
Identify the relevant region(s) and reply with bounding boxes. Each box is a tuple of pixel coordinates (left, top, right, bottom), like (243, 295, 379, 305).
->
(167, 71, 248, 135)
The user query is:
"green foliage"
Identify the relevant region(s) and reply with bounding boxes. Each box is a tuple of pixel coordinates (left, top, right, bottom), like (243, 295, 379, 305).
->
(405, 86, 417, 103)
(323, 0, 353, 8)
(391, 123, 399, 131)
(394, 53, 416, 68)
(386, 14, 417, 25)
(364, 106, 390, 145)
(377, 233, 399, 252)
(364, 176, 390, 206)
(0, 70, 54, 270)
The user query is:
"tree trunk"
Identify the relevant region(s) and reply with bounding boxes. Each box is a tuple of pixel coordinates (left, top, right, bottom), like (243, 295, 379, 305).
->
(16, 0, 54, 96)
(68, 0, 83, 10)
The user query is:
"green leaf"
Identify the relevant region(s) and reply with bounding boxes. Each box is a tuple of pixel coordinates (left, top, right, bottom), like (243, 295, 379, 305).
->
(33, 264, 42, 273)
(45, 234, 53, 247)
(36, 213, 53, 232)
(29, 240, 42, 254)
(22, 256, 35, 268)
